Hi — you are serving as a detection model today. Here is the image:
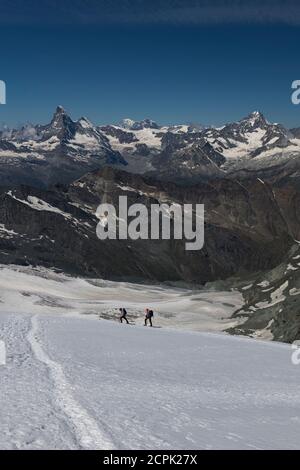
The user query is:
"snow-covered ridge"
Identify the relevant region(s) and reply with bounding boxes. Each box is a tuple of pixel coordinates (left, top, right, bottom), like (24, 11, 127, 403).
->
(0, 107, 299, 181)
(100, 110, 300, 170)
(6, 192, 71, 219)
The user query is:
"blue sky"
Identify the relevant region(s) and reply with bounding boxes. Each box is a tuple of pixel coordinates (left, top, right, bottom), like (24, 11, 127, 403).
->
(0, 1, 300, 128)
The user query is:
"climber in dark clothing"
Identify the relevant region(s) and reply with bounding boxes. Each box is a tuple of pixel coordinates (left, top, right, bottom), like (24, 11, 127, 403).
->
(119, 308, 129, 324)
(144, 308, 154, 327)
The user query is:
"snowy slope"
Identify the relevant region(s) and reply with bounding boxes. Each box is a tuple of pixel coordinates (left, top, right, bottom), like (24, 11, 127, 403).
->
(0, 266, 300, 450)
(0, 265, 243, 332)
(1, 310, 300, 450)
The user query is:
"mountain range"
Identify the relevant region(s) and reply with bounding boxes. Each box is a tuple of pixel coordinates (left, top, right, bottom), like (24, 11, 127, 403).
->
(0, 106, 300, 341)
(1, 107, 300, 187)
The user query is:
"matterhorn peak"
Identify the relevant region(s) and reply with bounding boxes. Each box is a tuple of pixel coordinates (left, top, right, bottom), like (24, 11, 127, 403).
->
(55, 105, 66, 115)
(50, 105, 73, 129)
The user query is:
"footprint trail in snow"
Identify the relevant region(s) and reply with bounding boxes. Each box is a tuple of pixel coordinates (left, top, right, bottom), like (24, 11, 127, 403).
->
(27, 314, 115, 450)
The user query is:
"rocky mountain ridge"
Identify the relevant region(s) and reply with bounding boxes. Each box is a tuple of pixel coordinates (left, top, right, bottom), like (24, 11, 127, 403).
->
(1, 107, 300, 187)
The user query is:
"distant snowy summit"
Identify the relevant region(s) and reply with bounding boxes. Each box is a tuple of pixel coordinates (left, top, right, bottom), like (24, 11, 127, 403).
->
(118, 118, 160, 130)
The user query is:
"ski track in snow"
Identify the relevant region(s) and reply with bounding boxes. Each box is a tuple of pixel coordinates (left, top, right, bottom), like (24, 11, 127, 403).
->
(27, 314, 115, 450)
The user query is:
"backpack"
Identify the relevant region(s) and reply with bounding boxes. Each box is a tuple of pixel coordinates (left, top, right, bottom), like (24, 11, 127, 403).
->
(148, 310, 154, 318)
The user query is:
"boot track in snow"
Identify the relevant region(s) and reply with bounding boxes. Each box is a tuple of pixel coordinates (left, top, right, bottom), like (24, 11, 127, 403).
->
(27, 314, 115, 450)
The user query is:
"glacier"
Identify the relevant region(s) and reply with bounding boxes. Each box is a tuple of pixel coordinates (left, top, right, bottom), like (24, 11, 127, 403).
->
(0, 265, 299, 450)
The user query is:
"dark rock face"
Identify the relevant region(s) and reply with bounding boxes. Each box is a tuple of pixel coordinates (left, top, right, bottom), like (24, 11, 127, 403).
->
(228, 244, 300, 343)
(99, 125, 138, 144)
(149, 141, 226, 183)
(133, 143, 151, 156)
(0, 167, 295, 284)
(290, 127, 300, 138)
